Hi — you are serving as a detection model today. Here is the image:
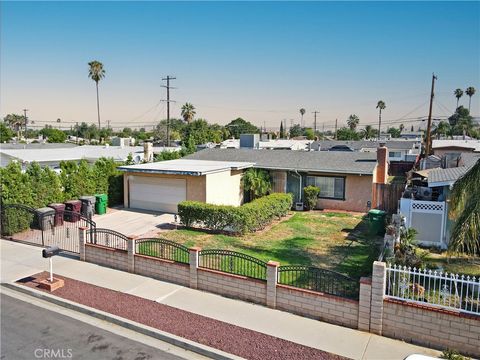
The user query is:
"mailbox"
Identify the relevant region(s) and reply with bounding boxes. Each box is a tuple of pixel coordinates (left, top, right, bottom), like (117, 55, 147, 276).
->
(42, 245, 60, 258)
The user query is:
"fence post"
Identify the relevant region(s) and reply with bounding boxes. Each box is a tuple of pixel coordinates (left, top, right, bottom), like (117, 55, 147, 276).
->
(358, 277, 372, 331)
(79, 227, 87, 261)
(189, 247, 201, 289)
(266, 261, 279, 308)
(127, 235, 137, 273)
(369, 261, 387, 335)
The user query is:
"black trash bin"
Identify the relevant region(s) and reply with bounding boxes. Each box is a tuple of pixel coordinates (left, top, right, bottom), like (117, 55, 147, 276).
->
(79, 196, 96, 219)
(64, 200, 82, 222)
(36, 207, 55, 230)
(48, 203, 65, 226)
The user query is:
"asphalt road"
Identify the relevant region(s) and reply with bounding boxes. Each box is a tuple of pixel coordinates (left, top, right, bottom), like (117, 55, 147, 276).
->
(0, 294, 189, 360)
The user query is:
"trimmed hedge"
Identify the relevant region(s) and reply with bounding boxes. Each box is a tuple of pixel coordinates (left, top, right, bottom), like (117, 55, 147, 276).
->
(178, 193, 293, 234)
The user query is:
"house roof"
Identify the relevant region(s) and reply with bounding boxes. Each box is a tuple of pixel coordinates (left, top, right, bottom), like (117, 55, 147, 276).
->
(118, 159, 254, 176)
(186, 148, 377, 175)
(432, 139, 480, 152)
(428, 153, 480, 187)
(0, 143, 78, 150)
(311, 140, 419, 151)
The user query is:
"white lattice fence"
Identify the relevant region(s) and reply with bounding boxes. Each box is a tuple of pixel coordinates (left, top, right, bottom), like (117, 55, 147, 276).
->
(385, 264, 480, 315)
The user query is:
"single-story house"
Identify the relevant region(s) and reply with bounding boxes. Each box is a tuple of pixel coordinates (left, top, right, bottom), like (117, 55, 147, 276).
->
(185, 146, 390, 212)
(432, 139, 480, 158)
(118, 159, 254, 213)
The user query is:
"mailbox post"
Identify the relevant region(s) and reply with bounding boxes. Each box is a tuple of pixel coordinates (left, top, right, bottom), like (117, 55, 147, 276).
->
(40, 246, 64, 291)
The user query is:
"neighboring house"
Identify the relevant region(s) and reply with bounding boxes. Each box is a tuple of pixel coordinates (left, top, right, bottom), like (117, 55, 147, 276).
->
(399, 152, 480, 249)
(432, 139, 480, 158)
(111, 137, 136, 147)
(0, 144, 176, 169)
(118, 160, 253, 213)
(186, 146, 390, 212)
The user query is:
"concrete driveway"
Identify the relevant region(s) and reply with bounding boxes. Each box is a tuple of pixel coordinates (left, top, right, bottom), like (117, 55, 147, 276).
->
(92, 208, 176, 238)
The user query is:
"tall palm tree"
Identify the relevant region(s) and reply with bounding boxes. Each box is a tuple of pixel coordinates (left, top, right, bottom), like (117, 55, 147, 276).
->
(454, 88, 464, 109)
(435, 120, 451, 139)
(465, 86, 476, 113)
(88, 61, 106, 128)
(361, 125, 377, 140)
(376, 100, 386, 139)
(346, 114, 360, 131)
(448, 159, 480, 256)
(299, 108, 306, 127)
(181, 103, 196, 123)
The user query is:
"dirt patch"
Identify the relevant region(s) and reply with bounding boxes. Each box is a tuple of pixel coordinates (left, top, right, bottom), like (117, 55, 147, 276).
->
(19, 272, 348, 360)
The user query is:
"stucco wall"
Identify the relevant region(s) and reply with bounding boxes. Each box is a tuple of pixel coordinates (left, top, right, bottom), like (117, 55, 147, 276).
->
(433, 147, 474, 158)
(315, 173, 372, 212)
(205, 170, 243, 206)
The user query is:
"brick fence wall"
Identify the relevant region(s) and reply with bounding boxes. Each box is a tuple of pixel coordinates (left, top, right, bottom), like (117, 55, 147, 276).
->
(77, 229, 479, 356)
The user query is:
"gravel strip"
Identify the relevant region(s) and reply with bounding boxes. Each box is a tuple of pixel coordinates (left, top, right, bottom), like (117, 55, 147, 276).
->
(19, 272, 348, 360)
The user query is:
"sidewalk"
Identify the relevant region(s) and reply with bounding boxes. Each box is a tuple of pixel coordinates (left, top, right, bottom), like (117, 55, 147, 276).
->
(1, 240, 441, 360)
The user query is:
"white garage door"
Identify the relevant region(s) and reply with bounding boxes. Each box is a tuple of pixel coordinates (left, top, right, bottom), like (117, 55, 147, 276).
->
(129, 176, 186, 213)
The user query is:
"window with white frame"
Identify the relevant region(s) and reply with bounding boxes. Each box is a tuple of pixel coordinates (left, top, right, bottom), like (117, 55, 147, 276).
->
(389, 151, 402, 159)
(305, 176, 345, 200)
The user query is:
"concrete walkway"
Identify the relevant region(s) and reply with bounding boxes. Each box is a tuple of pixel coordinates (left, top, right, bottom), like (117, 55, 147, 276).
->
(1, 240, 441, 360)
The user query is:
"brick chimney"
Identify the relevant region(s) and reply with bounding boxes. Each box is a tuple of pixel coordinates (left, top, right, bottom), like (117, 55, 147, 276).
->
(376, 142, 388, 184)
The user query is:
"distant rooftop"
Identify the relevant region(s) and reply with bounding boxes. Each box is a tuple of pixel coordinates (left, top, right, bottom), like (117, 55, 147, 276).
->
(428, 153, 480, 186)
(432, 139, 480, 152)
(311, 140, 420, 151)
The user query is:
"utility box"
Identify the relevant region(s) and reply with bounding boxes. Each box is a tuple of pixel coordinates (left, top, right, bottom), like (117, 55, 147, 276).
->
(94, 194, 108, 215)
(79, 196, 96, 219)
(240, 134, 260, 149)
(368, 209, 387, 236)
(36, 207, 55, 230)
(47, 203, 65, 226)
(64, 200, 82, 222)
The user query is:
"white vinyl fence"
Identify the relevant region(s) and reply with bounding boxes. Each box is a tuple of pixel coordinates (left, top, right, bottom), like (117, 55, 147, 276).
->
(385, 264, 480, 315)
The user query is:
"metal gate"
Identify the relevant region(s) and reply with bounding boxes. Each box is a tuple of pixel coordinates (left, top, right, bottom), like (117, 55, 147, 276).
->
(1, 204, 96, 254)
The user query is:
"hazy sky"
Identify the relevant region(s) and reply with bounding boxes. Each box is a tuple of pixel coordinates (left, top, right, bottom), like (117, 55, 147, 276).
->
(1, 1, 479, 132)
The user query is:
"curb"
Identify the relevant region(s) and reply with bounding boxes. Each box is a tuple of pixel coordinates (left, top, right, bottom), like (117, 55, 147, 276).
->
(1, 282, 243, 360)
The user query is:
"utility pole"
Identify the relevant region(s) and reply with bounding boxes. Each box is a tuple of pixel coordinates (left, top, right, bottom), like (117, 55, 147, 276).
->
(161, 76, 176, 147)
(312, 111, 319, 133)
(76, 122, 79, 144)
(334, 118, 338, 140)
(425, 73, 437, 157)
(23, 109, 29, 139)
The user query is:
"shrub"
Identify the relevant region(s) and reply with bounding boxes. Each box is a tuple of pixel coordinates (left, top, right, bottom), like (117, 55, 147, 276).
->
(178, 193, 293, 234)
(303, 185, 320, 210)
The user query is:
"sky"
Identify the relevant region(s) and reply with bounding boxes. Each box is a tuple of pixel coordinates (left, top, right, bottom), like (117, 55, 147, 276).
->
(1, 1, 479, 132)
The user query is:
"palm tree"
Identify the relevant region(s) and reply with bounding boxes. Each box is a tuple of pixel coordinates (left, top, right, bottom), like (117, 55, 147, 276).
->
(181, 103, 196, 123)
(399, 123, 405, 133)
(299, 108, 306, 127)
(88, 61, 106, 128)
(376, 100, 386, 139)
(448, 159, 480, 256)
(346, 114, 360, 131)
(242, 168, 272, 200)
(454, 88, 464, 109)
(435, 120, 451, 139)
(465, 86, 476, 113)
(361, 125, 377, 140)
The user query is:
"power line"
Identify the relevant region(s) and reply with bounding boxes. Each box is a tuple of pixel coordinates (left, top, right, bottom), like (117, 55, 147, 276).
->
(312, 111, 319, 133)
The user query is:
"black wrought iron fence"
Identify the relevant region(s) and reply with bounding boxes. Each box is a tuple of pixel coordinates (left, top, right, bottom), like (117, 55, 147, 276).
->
(278, 265, 360, 300)
(199, 249, 267, 280)
(136, 238, 189, 264)
(88, 228, 128, 250)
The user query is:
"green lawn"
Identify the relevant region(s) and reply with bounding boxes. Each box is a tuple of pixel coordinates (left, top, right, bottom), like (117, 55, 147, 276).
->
(420, 250, 480, 277)
(158, 211, 380, 279)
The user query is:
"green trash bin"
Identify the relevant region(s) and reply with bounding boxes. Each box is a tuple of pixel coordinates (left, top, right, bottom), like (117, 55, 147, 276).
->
(94, 194, 108, 215)
(368, 209, 387, 236)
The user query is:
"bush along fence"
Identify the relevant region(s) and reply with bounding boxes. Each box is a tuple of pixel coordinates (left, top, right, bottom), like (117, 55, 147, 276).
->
(177, 193, 293, 234)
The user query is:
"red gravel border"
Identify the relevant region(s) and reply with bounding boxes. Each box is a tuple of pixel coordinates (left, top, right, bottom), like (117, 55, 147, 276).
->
(18, 272, 348, 360)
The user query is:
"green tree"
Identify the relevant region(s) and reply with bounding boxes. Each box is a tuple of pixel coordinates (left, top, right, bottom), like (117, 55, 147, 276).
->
(39, 126, 67, 143)
(449, 159, 480, 256)
(299, 108, 306, 126)
(361, 125, 378, 140)
(303, 185, 320, 210)
(242, 168, 272, 200)
(376, 100, 386, 137)
(279, 121, 285, 138)
(454, 88, 464, 109)
(289, 124, 303, 138)
(465, 86, 476, 113)
(225, 118, 259, 139)
(181, 103, 196, 123)
(346, 114, 360, 131)
(304, 128, 315, 140)
(336, 127, 360, 140)
(387, 127, 401, 138)
(3, 113, 26, 138)
(182, 119, 219, 145)
(88, 60, 106, 128)
(434, 121, 451, 139)
(0, 123, 14, 142)
(0, 162, 32, 205)
(448, 106, 474, 136)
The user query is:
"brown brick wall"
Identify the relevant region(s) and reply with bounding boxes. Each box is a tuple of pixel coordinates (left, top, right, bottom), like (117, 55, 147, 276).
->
(276, 285, 359, 329)
(382, 299, 480, 357)
(134, 254, 189, 287)
(85, 244, 128, 272)
(197, 268, 267, 304)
